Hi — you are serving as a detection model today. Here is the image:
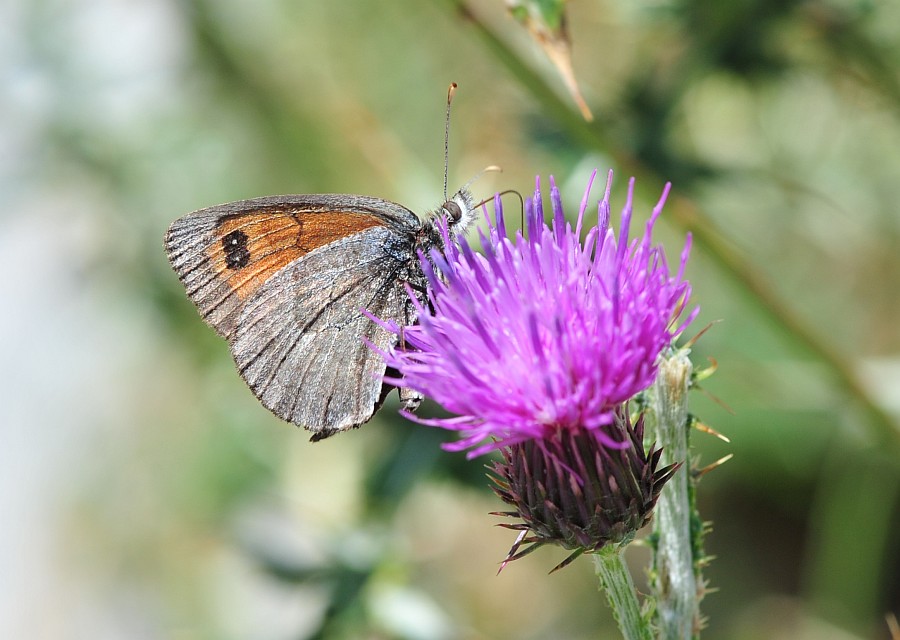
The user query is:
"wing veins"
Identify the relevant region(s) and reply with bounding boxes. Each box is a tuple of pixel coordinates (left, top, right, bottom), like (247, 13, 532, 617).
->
(281, 266, 404, 423)
(233, 251, 390, 339)
(240, 265, 376, 381)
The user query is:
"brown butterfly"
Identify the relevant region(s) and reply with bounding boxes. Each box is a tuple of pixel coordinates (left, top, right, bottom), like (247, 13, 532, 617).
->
(164, 188, 477, 440)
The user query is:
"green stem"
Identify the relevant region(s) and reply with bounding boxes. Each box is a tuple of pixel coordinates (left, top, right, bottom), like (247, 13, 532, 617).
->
(594, 549, 653, 640)
(649, 352, 699, 639)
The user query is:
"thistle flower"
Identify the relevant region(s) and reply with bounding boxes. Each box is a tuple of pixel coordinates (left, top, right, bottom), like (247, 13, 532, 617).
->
(490, 407, 679, 570)
(376, 170, 697, 457)
(369, 170, 696, 568)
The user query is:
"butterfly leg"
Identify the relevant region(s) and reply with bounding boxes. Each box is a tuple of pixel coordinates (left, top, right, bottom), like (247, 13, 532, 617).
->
(399, 386, 423, 412)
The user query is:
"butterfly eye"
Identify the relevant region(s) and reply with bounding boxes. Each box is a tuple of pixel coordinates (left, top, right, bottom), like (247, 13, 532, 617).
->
(443, 201, 463, 223)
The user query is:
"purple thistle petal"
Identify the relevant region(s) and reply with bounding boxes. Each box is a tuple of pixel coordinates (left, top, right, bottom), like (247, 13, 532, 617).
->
(491, 193, 507, 241)
(549, 176, 566, 246)
(527, 177, 543, 239)
(576, 169, 598, 238)
(616, 178, 635, 265)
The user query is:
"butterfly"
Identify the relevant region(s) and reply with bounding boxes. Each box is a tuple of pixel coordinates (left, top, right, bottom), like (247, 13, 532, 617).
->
(164, 187, 477, 440)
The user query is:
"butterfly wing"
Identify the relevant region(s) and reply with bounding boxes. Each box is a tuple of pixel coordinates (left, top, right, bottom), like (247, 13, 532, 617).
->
(231, 226, 418, 438)
(165, 195, 423, 436)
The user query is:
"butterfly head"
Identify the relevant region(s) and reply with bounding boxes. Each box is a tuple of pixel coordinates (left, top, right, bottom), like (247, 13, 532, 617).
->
(436, 187, 477, 239)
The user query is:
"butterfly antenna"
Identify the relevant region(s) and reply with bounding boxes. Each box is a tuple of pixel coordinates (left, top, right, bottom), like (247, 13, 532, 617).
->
(444, 82, 457, 203)
(473, 189, 524, 229)
(462, 165, 502, 192)
(474, 188, 520, 208)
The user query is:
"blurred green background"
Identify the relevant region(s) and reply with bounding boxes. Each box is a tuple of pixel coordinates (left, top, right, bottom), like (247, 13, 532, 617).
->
(2, 0, 899, 638)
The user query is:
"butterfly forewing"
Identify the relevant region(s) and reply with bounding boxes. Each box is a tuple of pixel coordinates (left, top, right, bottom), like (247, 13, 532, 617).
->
(165, 195, 419, 337)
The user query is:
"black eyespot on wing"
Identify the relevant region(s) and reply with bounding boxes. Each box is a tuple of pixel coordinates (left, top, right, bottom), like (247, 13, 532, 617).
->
(222, 229, 250, 269)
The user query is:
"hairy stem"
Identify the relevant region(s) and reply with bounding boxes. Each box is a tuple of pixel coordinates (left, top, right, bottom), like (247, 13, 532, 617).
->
(594, 549, 653, 640)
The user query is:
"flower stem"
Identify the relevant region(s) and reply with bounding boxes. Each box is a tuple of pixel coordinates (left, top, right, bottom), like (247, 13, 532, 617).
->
(648, 351, 699, 639)
(594, 549, 652, 640)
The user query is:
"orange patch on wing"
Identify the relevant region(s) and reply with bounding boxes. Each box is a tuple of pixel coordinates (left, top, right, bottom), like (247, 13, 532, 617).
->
(208, 210, 386, 301)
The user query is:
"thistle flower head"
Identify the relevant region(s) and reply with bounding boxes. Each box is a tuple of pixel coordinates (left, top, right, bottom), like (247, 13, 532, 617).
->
(491, 408, 679, 571)
(374, 170, 697, 458)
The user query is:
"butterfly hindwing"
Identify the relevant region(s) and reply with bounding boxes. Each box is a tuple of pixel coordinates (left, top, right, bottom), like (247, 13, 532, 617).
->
(231, 226, 418, 437)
